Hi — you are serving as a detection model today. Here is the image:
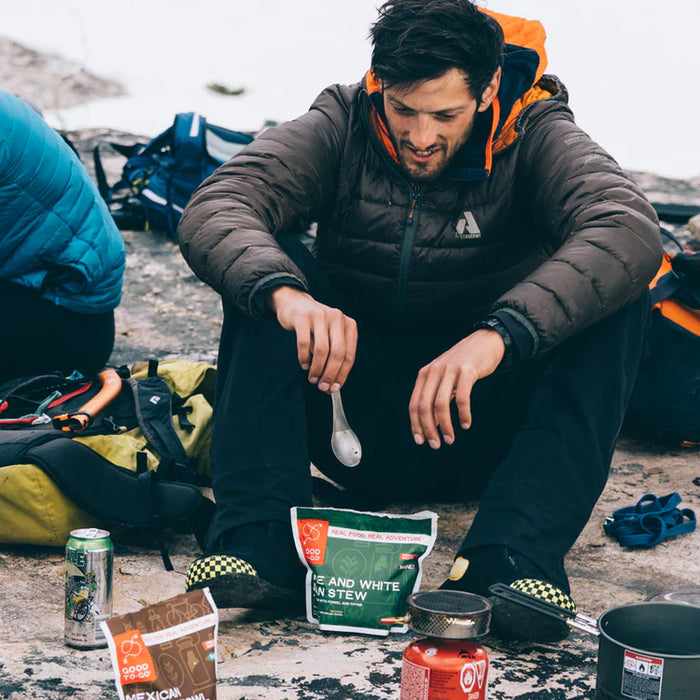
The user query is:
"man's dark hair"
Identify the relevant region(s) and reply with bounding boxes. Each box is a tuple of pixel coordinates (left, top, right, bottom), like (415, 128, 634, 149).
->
(370, 0, 504, 100)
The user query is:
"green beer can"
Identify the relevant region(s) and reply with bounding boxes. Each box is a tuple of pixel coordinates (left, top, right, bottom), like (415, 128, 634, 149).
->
(64, 528, 114, 648)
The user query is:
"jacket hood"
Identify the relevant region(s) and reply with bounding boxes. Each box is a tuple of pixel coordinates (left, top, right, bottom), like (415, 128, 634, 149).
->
(364, 8, 556, 181)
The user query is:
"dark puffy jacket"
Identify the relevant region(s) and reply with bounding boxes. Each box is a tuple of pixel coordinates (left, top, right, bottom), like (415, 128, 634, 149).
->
(179, 18, 661, 357)
(0, 91, 125, 314)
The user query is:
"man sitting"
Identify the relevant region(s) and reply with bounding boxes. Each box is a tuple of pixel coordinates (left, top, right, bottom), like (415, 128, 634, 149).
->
(178, 0, 661, 641)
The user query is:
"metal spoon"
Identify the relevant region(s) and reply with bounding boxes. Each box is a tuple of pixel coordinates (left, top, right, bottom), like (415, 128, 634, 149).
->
(330, 390, 362, 467)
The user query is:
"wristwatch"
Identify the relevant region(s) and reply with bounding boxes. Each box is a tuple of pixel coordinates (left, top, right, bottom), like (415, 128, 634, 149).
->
(475, 316, 515, 371)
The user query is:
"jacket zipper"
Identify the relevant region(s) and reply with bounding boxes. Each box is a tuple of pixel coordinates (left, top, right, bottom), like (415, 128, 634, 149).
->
(396, 185, 421, 317)
(358, 94, 425, 319)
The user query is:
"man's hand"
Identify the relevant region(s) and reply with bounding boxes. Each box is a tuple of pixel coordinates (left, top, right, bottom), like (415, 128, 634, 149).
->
(266, 285, 357, 392)
(409, 329, 505, 449)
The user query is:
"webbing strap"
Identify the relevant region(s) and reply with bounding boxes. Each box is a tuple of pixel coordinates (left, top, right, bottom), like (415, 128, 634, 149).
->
(650, 271, 681, 306)
(126, 377, 197, 484)
(93, 141, 142, 200)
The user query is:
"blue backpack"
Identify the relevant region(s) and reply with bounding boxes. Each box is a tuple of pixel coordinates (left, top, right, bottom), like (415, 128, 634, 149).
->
(94, 112, 254, 237)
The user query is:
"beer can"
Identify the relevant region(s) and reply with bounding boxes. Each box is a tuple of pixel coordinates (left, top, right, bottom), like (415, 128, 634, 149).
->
(64, 527, 114, 648)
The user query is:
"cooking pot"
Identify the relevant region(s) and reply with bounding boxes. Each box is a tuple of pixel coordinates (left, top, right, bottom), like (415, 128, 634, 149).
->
(490, 584, 700, 699)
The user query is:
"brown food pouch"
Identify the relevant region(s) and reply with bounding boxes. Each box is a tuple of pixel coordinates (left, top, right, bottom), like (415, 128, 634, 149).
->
(101, 588, 218, 700)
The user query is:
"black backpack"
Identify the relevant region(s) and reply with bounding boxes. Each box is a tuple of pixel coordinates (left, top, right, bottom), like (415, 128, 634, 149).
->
(625, 236, 700, 445)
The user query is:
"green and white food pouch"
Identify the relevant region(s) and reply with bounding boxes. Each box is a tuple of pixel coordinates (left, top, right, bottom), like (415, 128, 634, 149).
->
(291, 507, 438, 635)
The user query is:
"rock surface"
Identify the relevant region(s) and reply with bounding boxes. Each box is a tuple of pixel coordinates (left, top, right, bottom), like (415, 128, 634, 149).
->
(0, 37, 698, 700)
(0, 37, 123, 111)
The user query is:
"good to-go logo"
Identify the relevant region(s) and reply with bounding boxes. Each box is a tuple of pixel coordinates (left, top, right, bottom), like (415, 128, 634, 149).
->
(460, 660, 486, 694)
(297, 519, 329, 565)
(113, 629, 157, 685)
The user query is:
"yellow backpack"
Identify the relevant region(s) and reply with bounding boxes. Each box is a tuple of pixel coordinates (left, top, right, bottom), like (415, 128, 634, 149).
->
(0, 360, 215, 552)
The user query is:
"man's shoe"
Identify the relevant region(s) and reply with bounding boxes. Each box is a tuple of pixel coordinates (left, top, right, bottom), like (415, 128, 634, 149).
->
(440, 546, 572, 642)
(186, 520, 306, 612)
(185, 553, 304, 612)
(489, 578, 575, 642)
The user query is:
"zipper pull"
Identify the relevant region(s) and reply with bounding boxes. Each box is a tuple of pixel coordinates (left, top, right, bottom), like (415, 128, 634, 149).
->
(406, 188, 421, 224)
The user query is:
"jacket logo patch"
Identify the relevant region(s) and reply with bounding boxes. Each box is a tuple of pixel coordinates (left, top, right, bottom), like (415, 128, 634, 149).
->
(455, 211, 481, 240)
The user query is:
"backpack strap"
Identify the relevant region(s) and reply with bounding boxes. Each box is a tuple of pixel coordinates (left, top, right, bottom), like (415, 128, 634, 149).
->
(651, 271, 681, 306)
(93, 126, 175, 201)
(93, 141, 143, 201)
(124, 373, 198, 485)
(171, 112, 206, 167)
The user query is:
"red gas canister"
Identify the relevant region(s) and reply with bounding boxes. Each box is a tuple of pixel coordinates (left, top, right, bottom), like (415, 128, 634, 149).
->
(399, 591, 491, 700)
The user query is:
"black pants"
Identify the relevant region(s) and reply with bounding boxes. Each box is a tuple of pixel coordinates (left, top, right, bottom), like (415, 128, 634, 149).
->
(0, 283, 115, 384)
(209, 234, 650, 588)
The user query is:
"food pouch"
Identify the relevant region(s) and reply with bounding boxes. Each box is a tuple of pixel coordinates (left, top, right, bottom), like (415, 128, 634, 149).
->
(101, 588, 218, 700)
(291, 506, 438, 635)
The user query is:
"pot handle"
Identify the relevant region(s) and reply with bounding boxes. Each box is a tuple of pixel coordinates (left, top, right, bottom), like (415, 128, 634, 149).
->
(489, 583, 599, 637)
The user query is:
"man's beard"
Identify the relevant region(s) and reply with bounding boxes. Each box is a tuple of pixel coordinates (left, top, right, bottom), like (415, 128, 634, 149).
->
(396, 143, 450, 182)
(393, 128, 472, 183)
